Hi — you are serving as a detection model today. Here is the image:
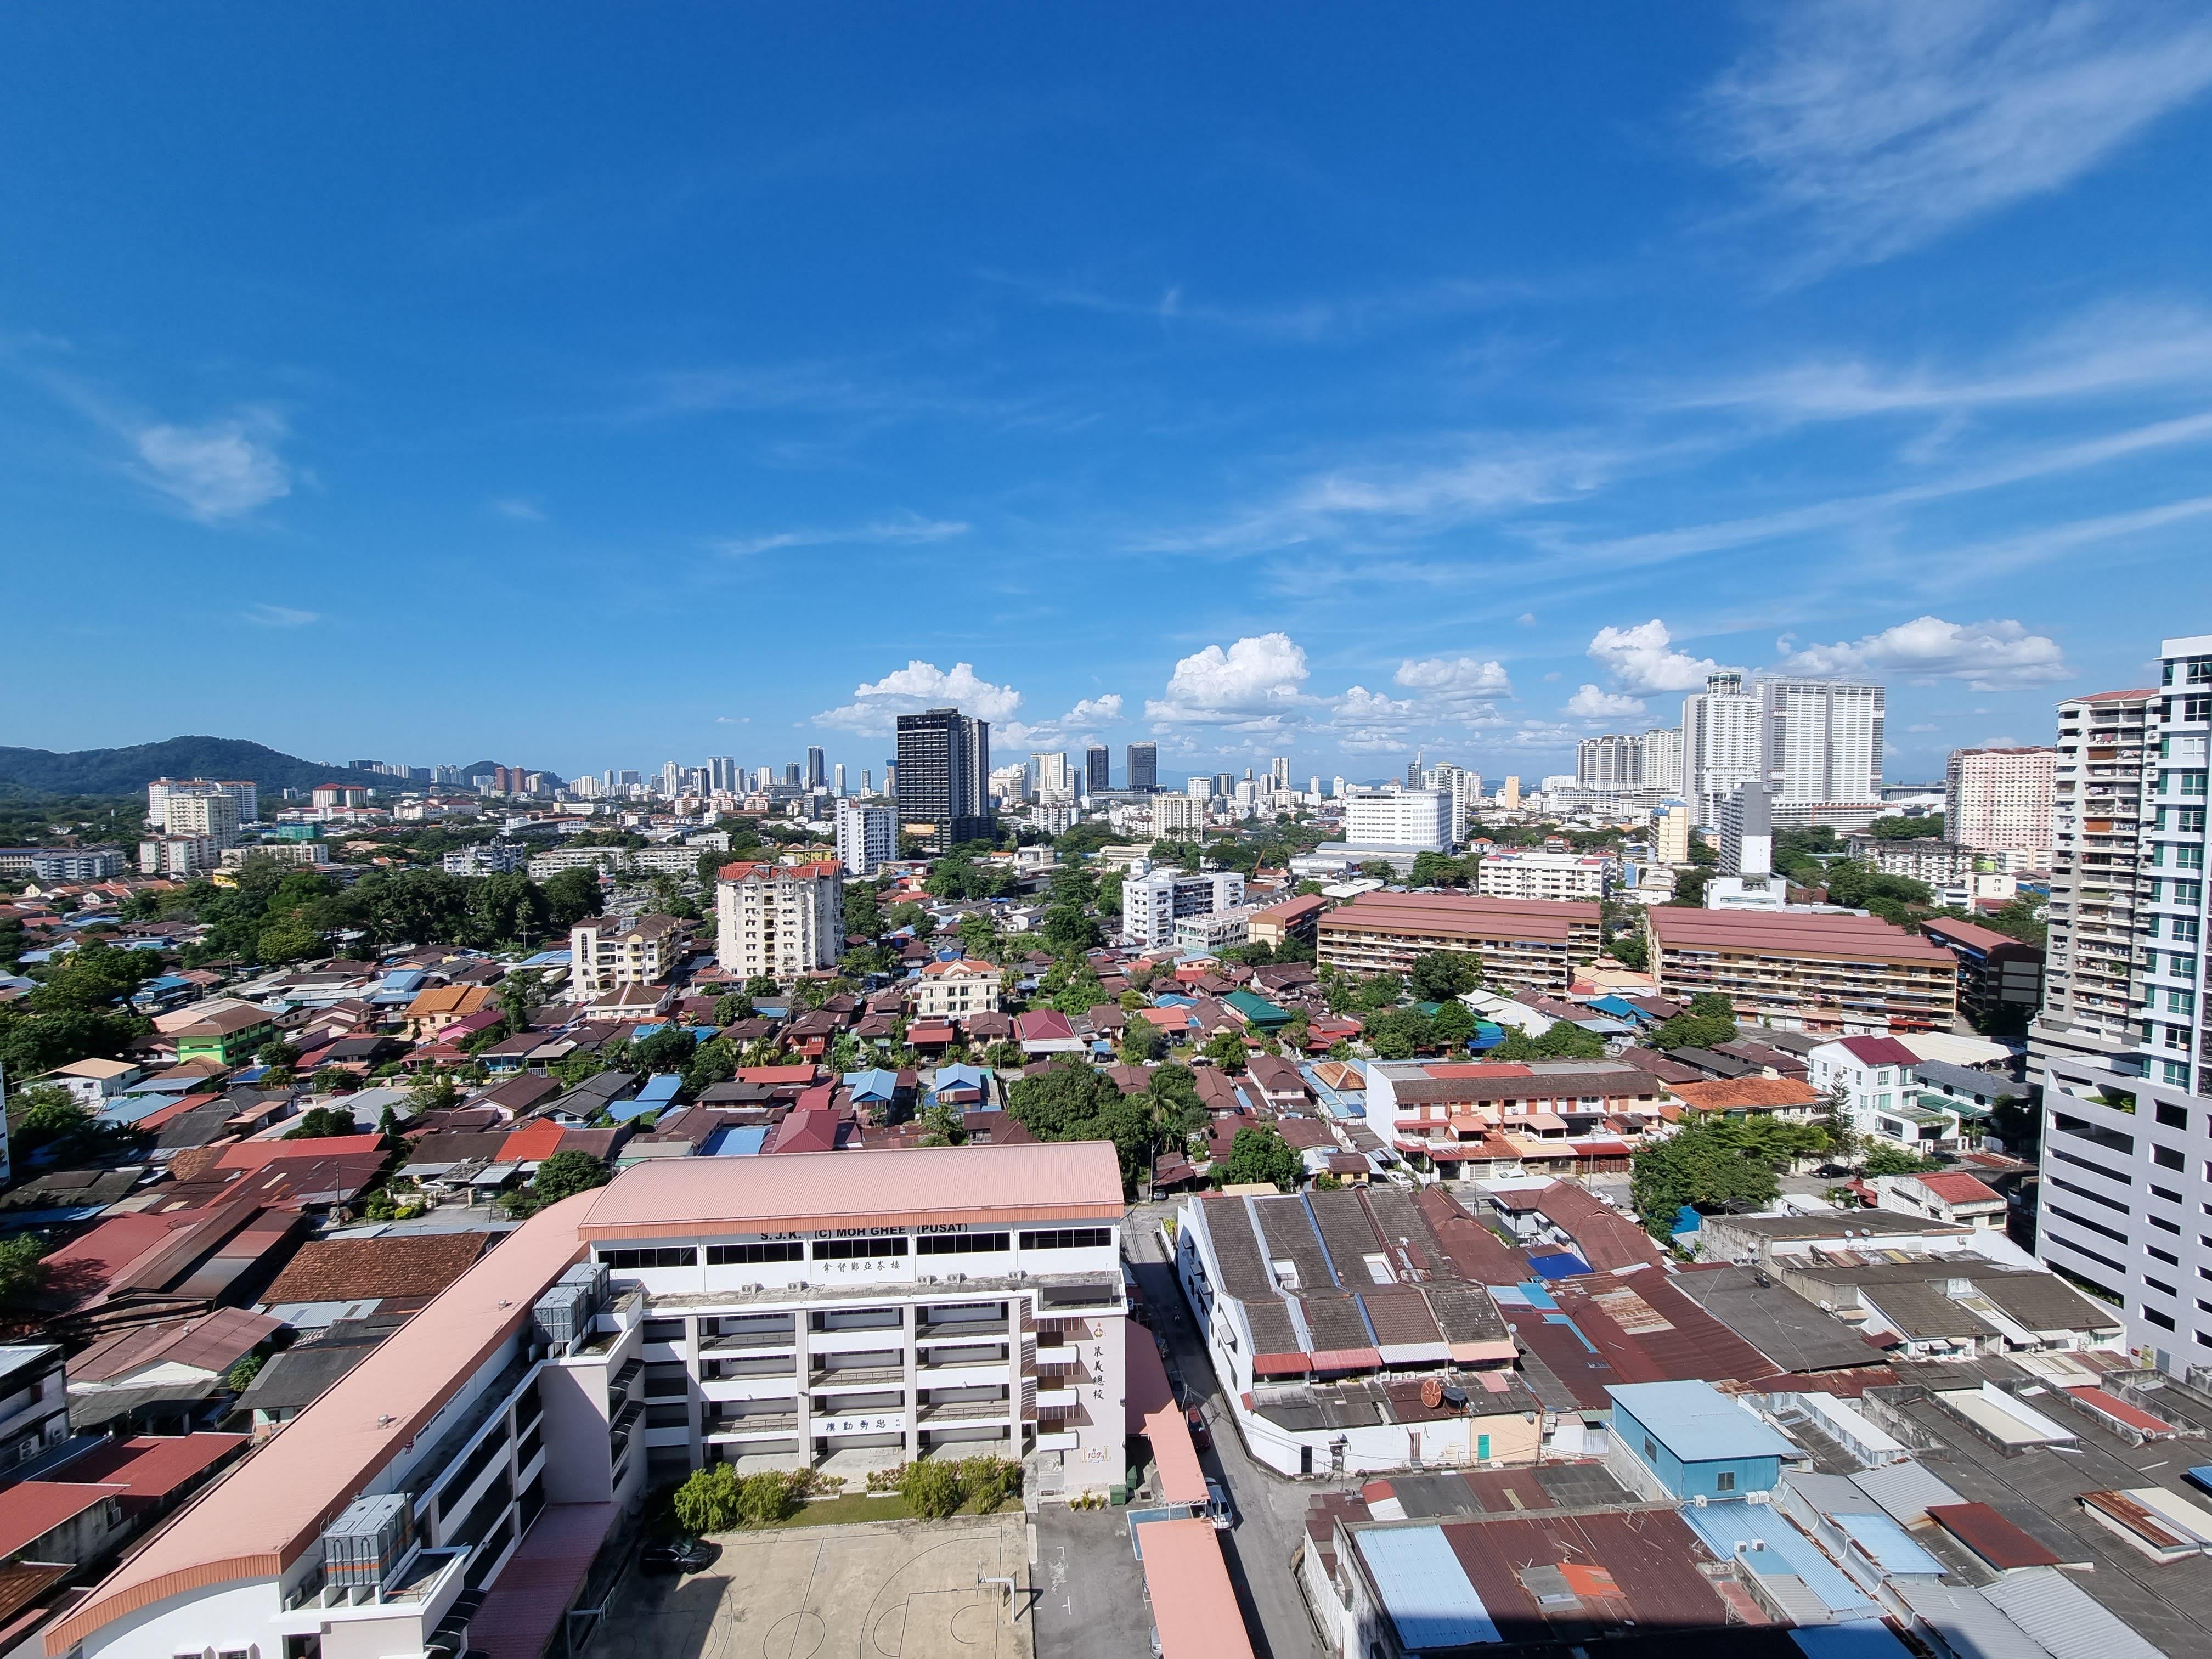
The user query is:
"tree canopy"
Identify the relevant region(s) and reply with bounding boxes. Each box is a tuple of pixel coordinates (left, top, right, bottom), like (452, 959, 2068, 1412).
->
(1218, 1125, 1302, 1191)
(1631, 1122, 1782, 1234)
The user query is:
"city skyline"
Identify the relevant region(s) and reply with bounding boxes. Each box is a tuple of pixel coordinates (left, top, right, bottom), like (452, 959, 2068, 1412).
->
(7, 8, 2210, 777)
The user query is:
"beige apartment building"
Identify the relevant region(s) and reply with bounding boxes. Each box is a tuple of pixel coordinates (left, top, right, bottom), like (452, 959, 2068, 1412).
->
(1945, 745, 2056, 857)
(714, 859, 844, 982)
(1644, 907, 1958, 1034)
(1317, 891, 1602, 994)
(570, 913, 689, 1001)
(911, 957, 1003, 1021)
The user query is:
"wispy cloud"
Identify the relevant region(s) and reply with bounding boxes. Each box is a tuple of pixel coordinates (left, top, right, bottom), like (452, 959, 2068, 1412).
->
(979, 268, 1542, 344)
(242, 603, 320, 628)
(490, 496, 547, 522)
(1696, 0, 2212, 272)
(133, 413, 292, 522)
(718, 514, 969, 557)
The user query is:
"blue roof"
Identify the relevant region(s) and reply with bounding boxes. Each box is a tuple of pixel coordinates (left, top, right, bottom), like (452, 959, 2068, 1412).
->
(1355, 1525, 1500, 1650)
(1680, 1502, 1871, 1616)
(1151, 993, 1195, 1008)
(931, 1063, 989, 1091)
(842, 1068, 900, 1099)
(635, 1074, 683, 1104)
(1587, 995, 1647, 1020)
(380, 969, 428, 991)
(1829, 1512, 1943, 1576)
(606, 1098, 663, 1124)
(1607, 1381, 1798, 1462)
(704, 1125, 769, 1156)
(521, 949, 572, 966)
(1524, 1250, 1592, 1280)
(1788, 1621, 1915, 1659)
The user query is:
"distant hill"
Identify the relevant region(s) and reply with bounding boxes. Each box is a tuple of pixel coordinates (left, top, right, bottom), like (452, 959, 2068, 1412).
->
(0, 738, 403, 798)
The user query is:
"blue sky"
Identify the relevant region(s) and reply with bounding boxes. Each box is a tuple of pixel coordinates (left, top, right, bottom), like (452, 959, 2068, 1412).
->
(6, 4, 2212, 786)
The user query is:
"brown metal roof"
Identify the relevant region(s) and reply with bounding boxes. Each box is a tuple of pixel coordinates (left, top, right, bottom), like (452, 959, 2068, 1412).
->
(1926, 1501, 2063, 1570)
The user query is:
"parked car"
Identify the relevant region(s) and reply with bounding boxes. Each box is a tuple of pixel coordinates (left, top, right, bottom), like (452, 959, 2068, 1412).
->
(640, 1538, 714, 1575)
(1184, 1405, 1212, 1452)
(1203, 1479, 1233, 1531)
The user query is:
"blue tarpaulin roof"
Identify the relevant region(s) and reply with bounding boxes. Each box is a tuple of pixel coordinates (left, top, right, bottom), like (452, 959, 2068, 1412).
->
(1524, 1250, 1592, 1280)
(1355, 1525, 1500, 1650)
(635, 1074, 682, 1104)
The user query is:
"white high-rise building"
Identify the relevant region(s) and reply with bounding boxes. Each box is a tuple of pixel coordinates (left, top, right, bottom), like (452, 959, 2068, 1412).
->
(1154, 794, 1207, 836)
(1683, 671, 1761, 827)
(2035, 633, 2212, 1376)
(1758, 678, 1884, 805)
(832, 762, 847, 798)
(658, 761, 683, 799)
(715, 859, 844, 980)
(708, 756, 737, 793)
(834, 800, 896, 878)
(1945, 747, 2056, 855)
(1186, 776, 1212, 798)
(1031, 751, 1073, 802)
(1575, 735, 1641, 792)
(1342, 788, 1452, 851)
(988, 764, 1031, 805)
(1641, 726, 1684, 794)
(1269, 756, 1291, 792)
(1424, 764, 1483, 836)
(162, 791, 241, 848)
(146, 777, 256, 830)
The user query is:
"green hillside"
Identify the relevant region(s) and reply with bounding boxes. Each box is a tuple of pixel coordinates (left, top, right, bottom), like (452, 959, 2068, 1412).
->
(0, 737, 399, 798)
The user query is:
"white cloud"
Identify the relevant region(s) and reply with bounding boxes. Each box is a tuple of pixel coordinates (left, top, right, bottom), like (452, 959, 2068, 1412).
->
(1697, 0, 2212, 270)
(1905, 722, 1938, 733)
(133, 415, 290, 520)
(1517, 613, 1537, 626)
(718, 514, 968, 557)
(490, 496, 546, 522)
(814, 659, 1023, 735)
(1062, 693, 1124, 725)
(1393, 656, 1513, 701)
(1587, 619, 1729, 693)
(1146, 633, 1316, 725)
(1564, 684, 1648, 719)
(1774, 615, 2068, 689)
(242, 603, 319, 628)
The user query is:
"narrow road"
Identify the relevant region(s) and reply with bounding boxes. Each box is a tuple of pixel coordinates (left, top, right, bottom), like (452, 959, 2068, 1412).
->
(1125, 1204, 1326, 1659)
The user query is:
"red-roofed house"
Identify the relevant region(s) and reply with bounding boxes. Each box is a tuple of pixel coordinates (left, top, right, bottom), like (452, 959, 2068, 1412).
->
(1873, 1170, 2007, 1230)
(1015, 1009, 1086, 1056)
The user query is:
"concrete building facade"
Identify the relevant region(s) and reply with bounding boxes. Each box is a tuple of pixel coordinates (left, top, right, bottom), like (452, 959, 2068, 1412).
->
(714, 861, 843, 982)
(1945, 746, 2057, 856)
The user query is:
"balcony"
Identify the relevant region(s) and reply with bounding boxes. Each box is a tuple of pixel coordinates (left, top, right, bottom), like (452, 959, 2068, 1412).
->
(705, 1412, 800, 1436)
(810, 1364, 905, 1389)
(700, 1329, 797, 1352)
(917, 1318, 1008, 1340)
(918, 1400, 1010, 1425)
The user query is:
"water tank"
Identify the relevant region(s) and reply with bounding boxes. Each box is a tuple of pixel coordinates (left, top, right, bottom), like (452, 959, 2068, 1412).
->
(532, 1281, 592, 1351)
(322, 1492, 414, 1587)
(561, 1260, 611, 1304)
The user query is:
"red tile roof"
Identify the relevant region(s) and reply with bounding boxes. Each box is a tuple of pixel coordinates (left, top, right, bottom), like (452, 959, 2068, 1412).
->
(1913, 1171, 2003, 1205)
(1830, 1035, 1920, 1066)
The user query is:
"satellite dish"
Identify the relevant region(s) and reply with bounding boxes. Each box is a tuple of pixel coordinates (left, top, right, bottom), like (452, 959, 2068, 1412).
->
(1421, 1377, 1444, 1409)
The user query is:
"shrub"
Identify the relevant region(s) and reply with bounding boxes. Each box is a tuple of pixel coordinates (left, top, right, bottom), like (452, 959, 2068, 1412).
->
(900, 1458, 964, 1519)
(866, 1463, 910, 1494)
(956, 1456, 1022, 1512)
(672, 1464, 742, 1534)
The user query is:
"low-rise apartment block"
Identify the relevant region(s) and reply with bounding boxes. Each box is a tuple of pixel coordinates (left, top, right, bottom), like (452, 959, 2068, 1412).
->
(1121, 866, 1245, 951)
(911, 957, 1003, 1022)
(1173, 904, 1257, 952)
(1921, 916, 2044, 1032)
(441, 841, 525, 875)
(714, 860, 844, 981)
(1644, 907, 1957, 1033)
(220, 841, 330, 870)
(1248, 893, 1327, 951)
(569, 913, 687, 1002)
(1474, 850, 1609, 902)
(0, 848, 125, 882)
(1317, 891, 1602, 994)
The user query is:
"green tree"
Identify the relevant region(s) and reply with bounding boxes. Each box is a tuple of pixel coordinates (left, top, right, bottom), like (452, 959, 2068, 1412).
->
(9, 1084, 93, 1152)
(672, 1464, 743, 1533)
(283, 1105, 362, 1139)
(1863, 1144, 1943, 1176)
(543, 867, 605, 929)
(1407, 950, 1481, 1003)
(470, 873, 554, 946)
(1671, 868, 1717, 905)
(1408, 851, 1470, 888)
(917, 1101, 967, 1146)
(1355, 973, 1405, 1012)
(900, 1458, 963, 1519)
(1041, 905, 1102, 954)
(1631, 1122, 1781, 1234)
(1429, 1000, 1476, 1050)
(1605, 933, 1649, 972)
(631, 1026, 698, 1075)
(1005, 1061, 1159, 1191)
(1202, 1029, 1249, 1072)
(1218, 1126, 1302, 1190)
(1650, 1010, 1738, 1051)
(1120, 1022, 1165, 1064)
(506, 1150, 610, 1216)
(0, 1234, 49, 1312)
(1488, 1020, 1606, 1062)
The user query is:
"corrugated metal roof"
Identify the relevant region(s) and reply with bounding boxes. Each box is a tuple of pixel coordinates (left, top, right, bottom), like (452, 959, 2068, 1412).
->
(1830, 1511, 1943, 1576)
(1355, 1525, 1500, 1650)
(1788, 1618, 1916, 1658)
(1680, 1502, 1872, 1617)
(1847, 1459, 1963, 1528)
(1980, 1566, 2163, 1659)
(1892, 1580, 2049, 1659)
(1607, 1380, 1798, 1462)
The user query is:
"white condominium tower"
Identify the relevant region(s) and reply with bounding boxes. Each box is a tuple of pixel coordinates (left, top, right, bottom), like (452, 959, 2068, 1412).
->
(1757, 677, 1883, 806)
(2034, 633, 2212, 1376)
(1945, 746, 2057, 854)
(1683, 670, 1759, 826)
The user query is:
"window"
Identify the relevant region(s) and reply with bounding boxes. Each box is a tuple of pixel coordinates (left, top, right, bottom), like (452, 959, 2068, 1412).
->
(2152, 1186, 2182, 1204)
(916, 1232, 1011, 1255)
(2147, 1278, 2178, 1296)
(1715, 1472, 1736, 1493)
(1644, 1437, 1657, 1461)
(642, 1319, 687, 1342)
(2155, 1145, 2186, 1170)
(1021, 1228, 1114, 1251)
(2149, 1245, 2180, 1266)
(811, 1237, 909, 1259)
(2158, 1103, 2190, 1130)
(2153, 1215, 2182, 1235)
(706, 1242, 804, 1265)
(600, 1247, 698, 1269)
(2145, 1307, 2177, 1331)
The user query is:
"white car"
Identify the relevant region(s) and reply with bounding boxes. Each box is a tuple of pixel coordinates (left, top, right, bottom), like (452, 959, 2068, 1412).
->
(1203, 1479, 1233, 1530)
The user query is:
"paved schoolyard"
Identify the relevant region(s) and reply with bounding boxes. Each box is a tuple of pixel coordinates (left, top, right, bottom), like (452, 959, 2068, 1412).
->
(601, 1514, 1032, 1659)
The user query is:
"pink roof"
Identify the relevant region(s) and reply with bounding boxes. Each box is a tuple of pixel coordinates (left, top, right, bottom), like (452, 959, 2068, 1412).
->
(50, 1194, 596, 1655)
(921, 958, 997, 977)
(1648, 907, 1955, 963)
(1915, 1171, 2003, 1205)
(216, 1133, 385, 1171)
(1832, 1036, 1918, 1067)
(48, 1434, 246, 1499)
(2066, 1386, 2168, 1435)
(1132, 1519, 1255, 1659)
(1016, 1009, 1078, 1041)
(576, 1142, 1122, 1240)
(733, 1065, 816, 1085)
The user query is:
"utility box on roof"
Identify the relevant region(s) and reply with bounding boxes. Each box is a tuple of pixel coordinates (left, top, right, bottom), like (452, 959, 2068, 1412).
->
(321, 1492, 414, 1587)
